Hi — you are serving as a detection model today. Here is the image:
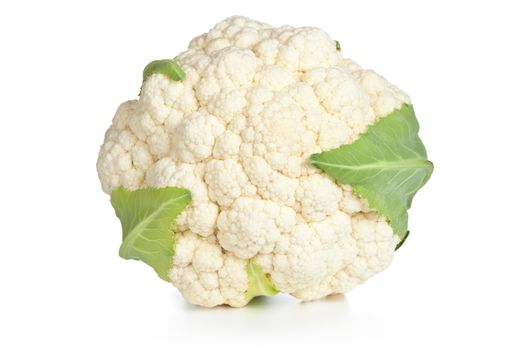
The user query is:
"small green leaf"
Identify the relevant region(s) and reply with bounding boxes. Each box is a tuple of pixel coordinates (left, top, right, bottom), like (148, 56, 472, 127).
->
(110, 187, 191, 281)
(310, 104, 433, 243)
(246, 262, 279, 302)
(142, 59, 186, 84)
(335, 40, 341, 51)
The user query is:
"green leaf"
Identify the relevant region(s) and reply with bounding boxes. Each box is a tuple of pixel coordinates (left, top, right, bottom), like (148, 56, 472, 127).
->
(395, 230, 410, 250)
(245, 262, 279, 302)
(142, 59, 186, 83)
(310, 104, 433, 242)
(335, 40, 341, 51)
(110, 187, 191, 281)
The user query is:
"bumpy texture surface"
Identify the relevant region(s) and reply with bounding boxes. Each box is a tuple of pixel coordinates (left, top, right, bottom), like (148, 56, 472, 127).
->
(97, 16, 410, 307)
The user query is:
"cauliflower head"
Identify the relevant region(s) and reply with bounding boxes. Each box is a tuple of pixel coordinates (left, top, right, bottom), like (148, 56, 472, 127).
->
(97, 16, 432, 307)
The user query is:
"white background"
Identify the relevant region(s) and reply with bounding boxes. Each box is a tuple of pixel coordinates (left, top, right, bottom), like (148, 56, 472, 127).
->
(1, 0, 524, 349)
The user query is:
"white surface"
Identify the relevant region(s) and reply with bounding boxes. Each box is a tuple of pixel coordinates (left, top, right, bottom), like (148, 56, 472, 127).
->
(1, 0, 524, 349)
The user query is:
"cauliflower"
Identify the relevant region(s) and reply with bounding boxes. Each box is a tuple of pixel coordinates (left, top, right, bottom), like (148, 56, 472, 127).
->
(97, 16, 432, 307)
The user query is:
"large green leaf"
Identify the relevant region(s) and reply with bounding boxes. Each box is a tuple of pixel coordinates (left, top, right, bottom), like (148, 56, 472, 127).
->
(110, 187, 191, 281)
(245, 262, 279, 302)
(310, 104, 433, 244)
